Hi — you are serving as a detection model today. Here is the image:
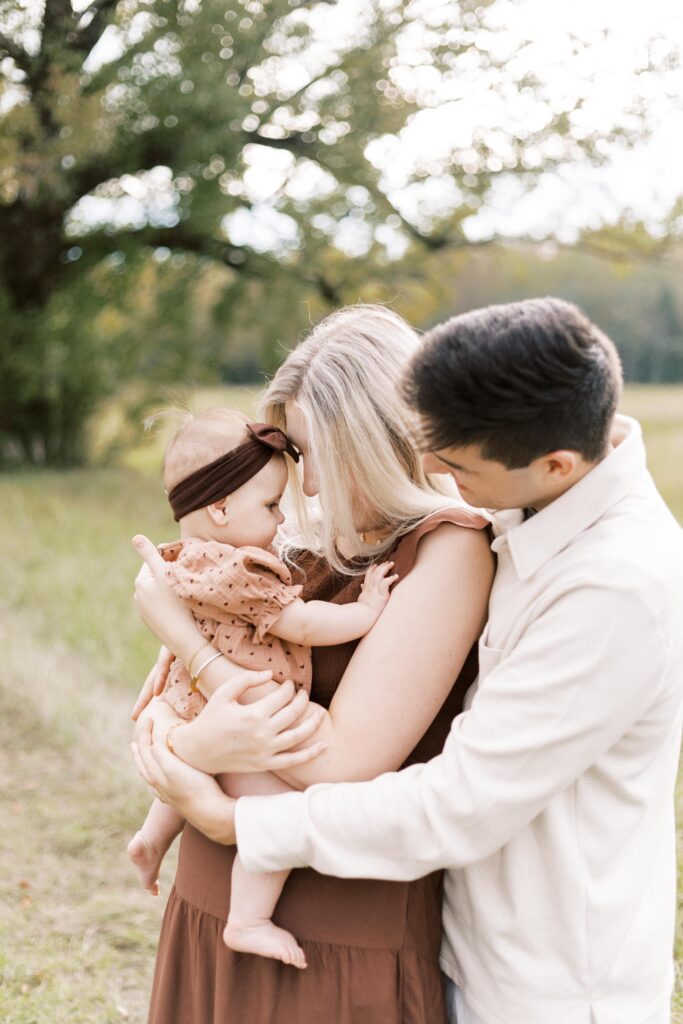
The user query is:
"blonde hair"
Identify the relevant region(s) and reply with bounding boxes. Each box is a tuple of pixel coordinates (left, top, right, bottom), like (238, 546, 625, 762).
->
(258, 304, 461, 575)
(159, 407, 250, 491)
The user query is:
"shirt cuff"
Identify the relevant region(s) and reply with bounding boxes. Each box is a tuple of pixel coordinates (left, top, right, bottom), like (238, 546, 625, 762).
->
(235, 791, 311, 873)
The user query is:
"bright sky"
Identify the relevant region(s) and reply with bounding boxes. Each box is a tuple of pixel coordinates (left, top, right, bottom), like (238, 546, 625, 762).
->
(62, 0, 683, 251)
(222, 0, 683, 251)
(431, 0, 683, 242)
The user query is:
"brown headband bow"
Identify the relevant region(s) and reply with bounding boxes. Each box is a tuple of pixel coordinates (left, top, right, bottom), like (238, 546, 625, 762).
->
(246, 422, 301, 463)
(167, 421, 300, 522)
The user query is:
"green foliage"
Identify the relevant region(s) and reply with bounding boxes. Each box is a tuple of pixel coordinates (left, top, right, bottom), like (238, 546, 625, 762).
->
(413, 241, 683, 383)
(0, 0, 675, 464)
(0, 0, 416, 463)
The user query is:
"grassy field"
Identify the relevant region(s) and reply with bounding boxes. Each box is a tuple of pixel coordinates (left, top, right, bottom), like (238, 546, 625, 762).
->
(1, 385, 682, 1022)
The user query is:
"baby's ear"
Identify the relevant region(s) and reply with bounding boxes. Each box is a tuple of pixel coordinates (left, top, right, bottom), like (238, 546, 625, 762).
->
(206, 497, 230, 524)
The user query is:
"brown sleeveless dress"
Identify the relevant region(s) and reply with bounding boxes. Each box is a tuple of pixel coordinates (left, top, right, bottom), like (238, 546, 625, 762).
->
(147, 508, 487, 1024)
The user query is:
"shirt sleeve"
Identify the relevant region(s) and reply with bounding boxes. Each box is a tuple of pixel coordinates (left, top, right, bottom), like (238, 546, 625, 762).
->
(236, 582, 667, 879)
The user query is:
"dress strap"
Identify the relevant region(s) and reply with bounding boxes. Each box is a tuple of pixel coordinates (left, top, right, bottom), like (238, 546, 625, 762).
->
(390, 507, 490, 580)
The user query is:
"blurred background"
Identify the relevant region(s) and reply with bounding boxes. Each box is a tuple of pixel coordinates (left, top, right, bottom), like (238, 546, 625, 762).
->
(1, 0, 682, 1020)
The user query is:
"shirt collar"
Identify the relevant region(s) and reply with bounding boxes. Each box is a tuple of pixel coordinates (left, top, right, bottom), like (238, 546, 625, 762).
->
(490, 416, 648, 581)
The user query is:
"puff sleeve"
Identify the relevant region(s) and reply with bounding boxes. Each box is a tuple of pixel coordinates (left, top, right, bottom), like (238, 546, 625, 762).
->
(161, 539, 302, 640)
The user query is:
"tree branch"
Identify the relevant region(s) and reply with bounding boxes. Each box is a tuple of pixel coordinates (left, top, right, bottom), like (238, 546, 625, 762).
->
(241, 129, 315, 154)
(81, 0, 120, 19)
(278, 58, 353, 108)
(71, 223, 269, 277)
(69, 131, 178, 201)
(41, 0, 76, 53)
(343, 174, 462, 252)
(142, 227, 254, 269)
(71, 0, 121, 55)
(310, 273, 342, 306)
(0, 30, 33, 76)
(390, 208, 454, 251)
(67, 223, 347, 304)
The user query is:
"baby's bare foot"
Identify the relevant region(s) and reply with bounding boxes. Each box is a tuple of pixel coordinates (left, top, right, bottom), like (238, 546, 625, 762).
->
(223, 918, 307, 969)
(127, 831, 162, 895)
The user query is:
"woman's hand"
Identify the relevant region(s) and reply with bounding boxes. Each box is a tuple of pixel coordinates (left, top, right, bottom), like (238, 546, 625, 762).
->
(131, 645, 174, 721)
(132, 535, 202, 664)
(171, 672, 328, 775)
(132, 718, 237, 845)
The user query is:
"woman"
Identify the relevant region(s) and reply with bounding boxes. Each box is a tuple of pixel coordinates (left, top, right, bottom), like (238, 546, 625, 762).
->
(132, 304, 494, 1024)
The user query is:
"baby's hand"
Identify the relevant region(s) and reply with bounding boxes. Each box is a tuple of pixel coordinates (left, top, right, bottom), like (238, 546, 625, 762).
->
(358, 562, 399, 615)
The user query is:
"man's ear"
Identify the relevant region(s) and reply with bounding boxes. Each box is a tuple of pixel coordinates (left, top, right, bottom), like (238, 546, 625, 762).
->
(206, 497, 230, 525)
(538, 450, 580, 482)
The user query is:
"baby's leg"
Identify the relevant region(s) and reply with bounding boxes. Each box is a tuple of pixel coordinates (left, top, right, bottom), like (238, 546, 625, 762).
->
(128, 798, 185, 896)
(220, 771, 306, 969)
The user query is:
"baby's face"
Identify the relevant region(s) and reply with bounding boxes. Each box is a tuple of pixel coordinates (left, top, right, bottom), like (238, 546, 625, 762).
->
(220, 455, 288, 549)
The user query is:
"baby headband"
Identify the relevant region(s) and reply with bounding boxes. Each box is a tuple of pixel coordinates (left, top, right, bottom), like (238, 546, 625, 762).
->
(168, 421, 300, 522)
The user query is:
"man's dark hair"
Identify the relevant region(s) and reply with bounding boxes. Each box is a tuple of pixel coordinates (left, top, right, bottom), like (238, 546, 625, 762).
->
(406, 297, 623, 468)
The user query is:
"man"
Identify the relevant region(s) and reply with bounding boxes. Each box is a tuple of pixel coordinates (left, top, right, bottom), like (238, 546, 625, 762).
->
(233, 298, 683, 1024)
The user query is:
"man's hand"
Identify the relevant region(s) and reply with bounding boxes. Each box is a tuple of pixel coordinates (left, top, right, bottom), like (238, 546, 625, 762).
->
(172, 672, 328, 775)
(132, 718, 237, 845)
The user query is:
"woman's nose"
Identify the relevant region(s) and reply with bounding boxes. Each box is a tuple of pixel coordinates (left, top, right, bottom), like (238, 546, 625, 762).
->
(302, 460, 319, 498)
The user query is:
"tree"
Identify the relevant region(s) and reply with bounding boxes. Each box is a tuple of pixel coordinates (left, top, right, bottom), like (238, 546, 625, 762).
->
(414, 238, 683, 383)
(0, 0, 664, 464)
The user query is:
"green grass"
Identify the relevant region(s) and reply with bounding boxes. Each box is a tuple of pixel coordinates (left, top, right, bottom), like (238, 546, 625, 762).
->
(0, 473, 178, 1023)
(0, 384, 682, 1022)
(620, 385, 683, 521)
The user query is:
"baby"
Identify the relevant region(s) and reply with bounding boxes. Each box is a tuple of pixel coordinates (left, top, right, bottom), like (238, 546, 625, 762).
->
(128, 408, 397, 969)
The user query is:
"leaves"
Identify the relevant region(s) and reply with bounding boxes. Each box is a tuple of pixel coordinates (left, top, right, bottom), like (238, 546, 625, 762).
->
(0, 0, 676, 463)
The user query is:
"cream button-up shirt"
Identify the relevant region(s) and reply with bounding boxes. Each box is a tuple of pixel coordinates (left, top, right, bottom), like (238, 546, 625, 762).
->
(236, 416, 683, 1024)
